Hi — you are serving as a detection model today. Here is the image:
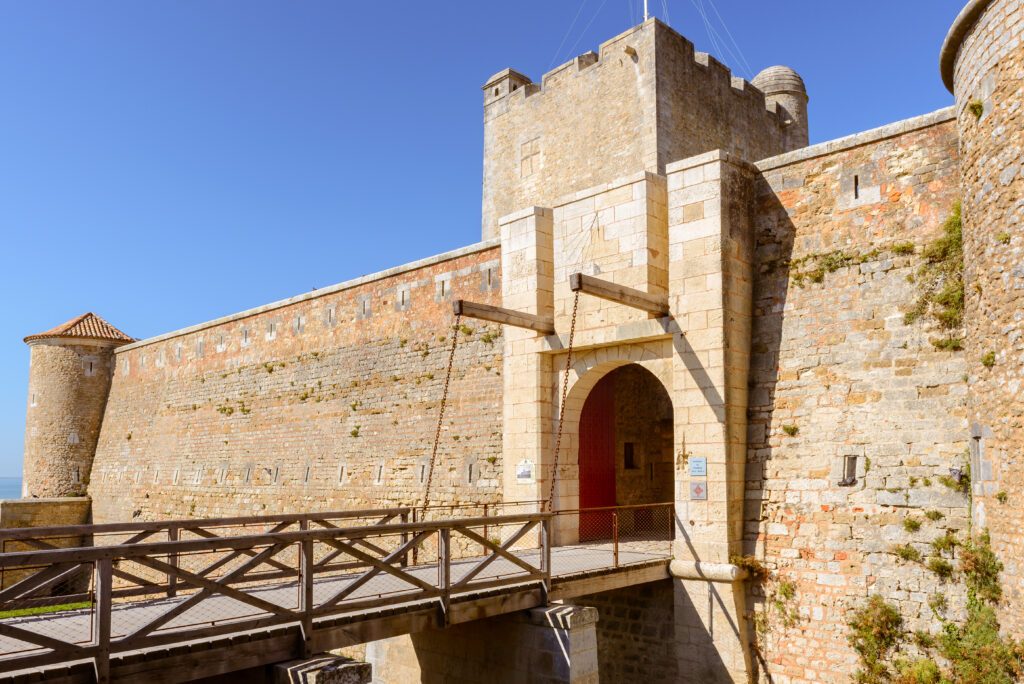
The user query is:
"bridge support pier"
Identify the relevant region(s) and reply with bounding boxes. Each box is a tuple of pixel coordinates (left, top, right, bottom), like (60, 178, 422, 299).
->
(272, 654, 371, 684)
(367, 604, 599, 684)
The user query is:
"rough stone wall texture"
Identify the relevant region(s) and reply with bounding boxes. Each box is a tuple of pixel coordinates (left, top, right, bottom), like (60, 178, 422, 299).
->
(405, 606, 599, 684)
(0, 498, 91, 586)
(951, 0, 1024, 637)
(23, 342, 117, 498)
(746, 116, 970, 682)
(87, 246, 504, 523)
(481, 20, 793, 239)
(572, 580, 678, 683)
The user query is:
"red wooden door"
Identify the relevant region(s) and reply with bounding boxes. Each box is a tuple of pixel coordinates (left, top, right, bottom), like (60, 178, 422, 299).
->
(578, 376, 616, 540)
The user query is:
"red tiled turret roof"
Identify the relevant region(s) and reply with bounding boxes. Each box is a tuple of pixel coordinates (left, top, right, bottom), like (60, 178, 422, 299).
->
(24, 313, 135, 345)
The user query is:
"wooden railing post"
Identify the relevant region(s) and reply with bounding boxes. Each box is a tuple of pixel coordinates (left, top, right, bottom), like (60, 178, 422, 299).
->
(612, 510, 619, 568)
(411, 508, 419, 566)
(94, 558, 112, 684)
(482, 503, 489, 556)
(438, 528, 450, 626)
(299, 521, 313, 657)
(541, 516, 552, 602)
(400, 511, 409, 568)
(167, 525, 178, 598)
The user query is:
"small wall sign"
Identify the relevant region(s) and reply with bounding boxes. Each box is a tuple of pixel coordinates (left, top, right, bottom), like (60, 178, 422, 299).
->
(516, 460, 535, 483)
(689, 456, 707, 477)
(689, 481, 708, 500)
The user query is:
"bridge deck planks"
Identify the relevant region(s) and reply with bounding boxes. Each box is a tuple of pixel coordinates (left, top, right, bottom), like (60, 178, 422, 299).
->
(0, 543, 670, 683)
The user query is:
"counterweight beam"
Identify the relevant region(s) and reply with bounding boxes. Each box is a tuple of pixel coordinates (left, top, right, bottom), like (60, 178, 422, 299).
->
(568, 273, 670, 316)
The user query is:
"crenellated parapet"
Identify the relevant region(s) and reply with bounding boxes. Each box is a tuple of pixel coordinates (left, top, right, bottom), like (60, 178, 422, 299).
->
(480, 19, 809, 241)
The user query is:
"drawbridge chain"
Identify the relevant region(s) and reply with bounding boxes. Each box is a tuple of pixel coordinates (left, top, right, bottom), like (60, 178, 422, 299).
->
(421, 312, 462, 515)
(547, 291, 580, 513)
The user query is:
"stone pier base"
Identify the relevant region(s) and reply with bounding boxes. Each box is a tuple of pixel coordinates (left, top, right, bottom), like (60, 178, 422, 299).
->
(272, 655, 372, 684)
(367, 605, 600, 684)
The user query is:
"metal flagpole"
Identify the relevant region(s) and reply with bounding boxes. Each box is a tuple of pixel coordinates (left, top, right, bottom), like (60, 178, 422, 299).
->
(644, 0, 649, 20)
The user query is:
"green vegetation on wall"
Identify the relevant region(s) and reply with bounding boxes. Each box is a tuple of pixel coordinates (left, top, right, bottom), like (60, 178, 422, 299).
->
(903, 202, 965, 351)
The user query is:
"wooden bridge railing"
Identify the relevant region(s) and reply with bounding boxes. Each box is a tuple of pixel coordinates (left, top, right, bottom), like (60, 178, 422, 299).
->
(0, 512, 552, 681)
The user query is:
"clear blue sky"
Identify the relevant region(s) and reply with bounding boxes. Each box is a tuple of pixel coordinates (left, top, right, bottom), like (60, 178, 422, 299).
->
(0, 1, 963, 477)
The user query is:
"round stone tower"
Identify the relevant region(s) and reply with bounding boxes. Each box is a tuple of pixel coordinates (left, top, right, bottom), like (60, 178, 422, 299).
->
(752, 65, 809, 151)
(22, 313, 134, 498)
(941, 0, 1024, 636)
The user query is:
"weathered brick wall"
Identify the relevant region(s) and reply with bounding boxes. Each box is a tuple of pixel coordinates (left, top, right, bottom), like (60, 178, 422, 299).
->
(481, 20, 792, 239)
(949, 0, 1024, 637)
(87, 244, 504, 523)
(24, 342, 117, 498)
(573, 580, 679, 683)
(746, 113, 970, 682)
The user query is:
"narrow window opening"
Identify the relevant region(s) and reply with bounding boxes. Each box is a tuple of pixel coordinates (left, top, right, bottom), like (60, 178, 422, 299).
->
(153, 468, 160, 484)
(272, 465, 281, 485)
(30, 393, 37, 407)
(173, 469, 180, 485)
(242, 328, 249, 345)
(419, 464, 426, 484)
(243, 465, 252, 484)
(467, 463, 475, 484)
(493, 87, 499, 96)
(839, 455, 858, 486)
(87, 361, 94, 375)
(338, 464, 346, 484)
(72, 467, 81, 484)
(304, 464, 312, 483)
(648, 462, 655, 481)
(375, 464, 384, 485)
(624, 442, 638, 470)
(327, 307, 335, 325)
(487, 269, 493, 287)
(854, 175, 860, 199)
(193, 468, 202, 485)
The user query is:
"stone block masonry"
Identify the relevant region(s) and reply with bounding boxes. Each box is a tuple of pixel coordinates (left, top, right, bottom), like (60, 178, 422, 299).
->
(746, 112, 970, 682)
(88, 243, 505, 522)
(945, 0, 1024, 637)
(481, 19, 803, 239)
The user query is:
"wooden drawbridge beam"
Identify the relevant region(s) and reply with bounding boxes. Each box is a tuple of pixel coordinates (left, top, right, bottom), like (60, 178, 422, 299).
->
(452, 300, 556, 335)
(568, 273, 670, 316)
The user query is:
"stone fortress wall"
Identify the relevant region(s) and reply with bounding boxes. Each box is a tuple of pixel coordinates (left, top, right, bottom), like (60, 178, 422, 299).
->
(481, 19, 805, 240)
(943, 0, 1024, 637)
(746, 111, 971, 681)
(17, 5, 1024, 682)
(87, 243, 506, 522)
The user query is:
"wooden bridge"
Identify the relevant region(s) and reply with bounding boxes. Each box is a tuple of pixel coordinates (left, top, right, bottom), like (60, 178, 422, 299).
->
(0, 502, 674, 683)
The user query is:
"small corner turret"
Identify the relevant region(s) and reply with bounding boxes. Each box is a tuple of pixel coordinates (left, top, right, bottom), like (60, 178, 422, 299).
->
(482, 68, 533, 107)
(22, 313, 134, 498)
(751, 65, 809, 151)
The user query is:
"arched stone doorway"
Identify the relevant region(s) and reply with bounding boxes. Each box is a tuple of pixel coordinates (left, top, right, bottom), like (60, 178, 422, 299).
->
(577, 364, 674, 539)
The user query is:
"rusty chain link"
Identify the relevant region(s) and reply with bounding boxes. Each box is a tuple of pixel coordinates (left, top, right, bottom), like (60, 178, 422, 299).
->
(547, 291, 580, 513)
(421, 312, 462, 515)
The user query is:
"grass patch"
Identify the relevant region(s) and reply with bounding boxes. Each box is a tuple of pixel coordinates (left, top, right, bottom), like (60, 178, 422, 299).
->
(891, 242, 916, 256)
(892, 544, 922, 563)
(997, 231, 1011, 245)
(927, 557, 955, 580)
(903, 518, 922, 533)
(0, 601, 91, 619)
(968, 99, 984, 120)
(925, 510, 944, 521)
(982, 351, 996, 368)
(931, 532, 958, 555)
(782, 424, 799, 437)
